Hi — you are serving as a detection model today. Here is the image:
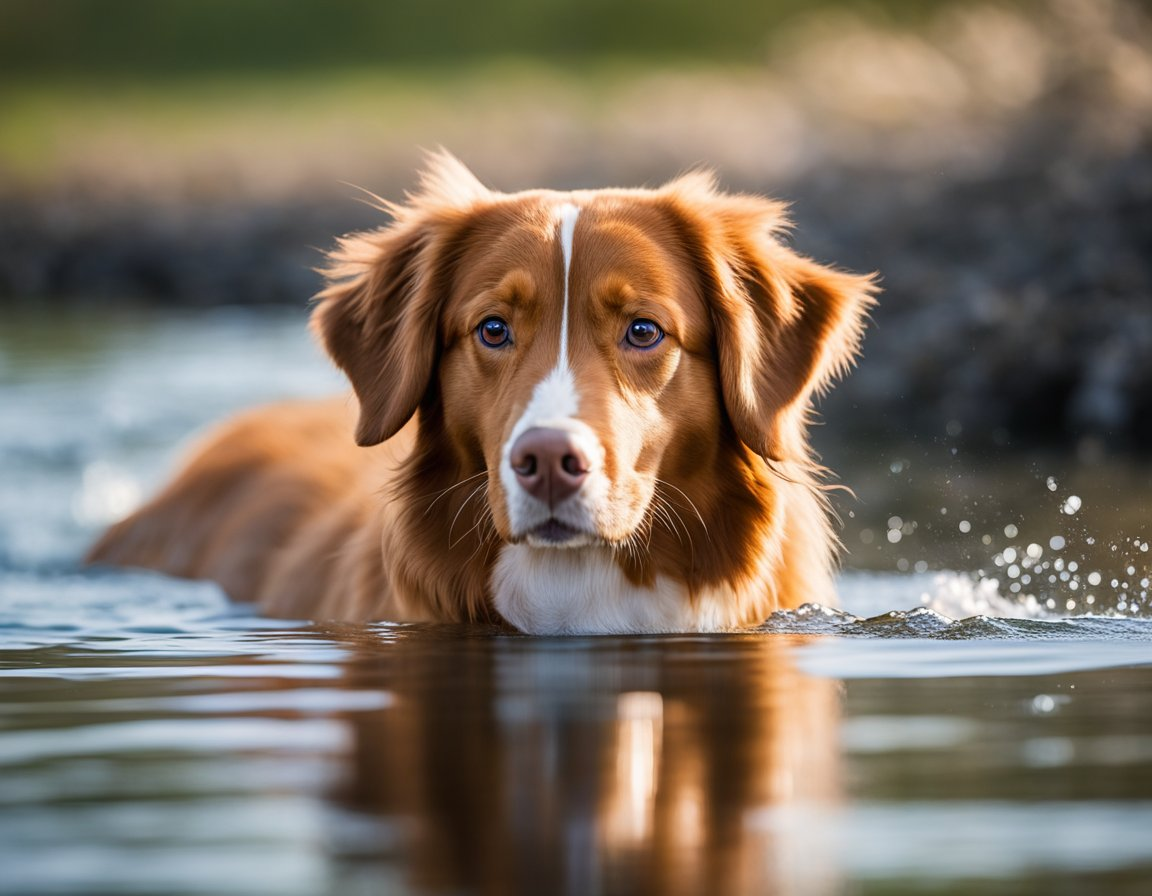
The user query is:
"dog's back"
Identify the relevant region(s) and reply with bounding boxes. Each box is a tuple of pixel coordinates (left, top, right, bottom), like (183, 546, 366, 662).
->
(88, 398, 408, 619)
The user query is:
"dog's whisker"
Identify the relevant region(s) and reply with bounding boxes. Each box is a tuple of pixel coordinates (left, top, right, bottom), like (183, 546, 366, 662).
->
(653, 488, 700, 569)
(455, 506, 489, 549)
(650, 492, 685, 545)
(647, 502, 670, 543)
(452, 484, 491, 549)
(420, 470, 489, 518)
(639, 510, 657, 551)
(656, 479, 710, 542)
(459, 500, 498, 567)
(651, 496, 685, 546)
(448, 482, 489, 548)
(462, 509, 498, 565)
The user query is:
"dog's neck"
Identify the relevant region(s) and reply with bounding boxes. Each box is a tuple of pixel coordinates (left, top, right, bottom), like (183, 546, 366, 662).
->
(387, 420, 824, 631)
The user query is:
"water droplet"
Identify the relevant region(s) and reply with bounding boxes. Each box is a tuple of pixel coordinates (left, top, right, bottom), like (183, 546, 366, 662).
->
(1031, 694, 1057, 714)
(1066, 599, 1076, 611)
(1026, 543, 1044, 560)
(1061, 495, 1082, 515)
(1002, 547, 1018, 564)
(959, 520, 972, 534)
(1087, 571, 1102, 586)
(1046, 476, 1058, 492)
(887, 529, 902, 544)
(888, 515, 903, 530)
(982, 534, 992, 545)
(1049, 535, 1066, 551)
(1004, 524, 1019, 538)
(914, 560, 928, 574)
(859, 528, 875, 545)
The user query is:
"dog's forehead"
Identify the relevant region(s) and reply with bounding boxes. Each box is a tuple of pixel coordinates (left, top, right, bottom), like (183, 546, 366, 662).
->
(457, 193, 687, 299)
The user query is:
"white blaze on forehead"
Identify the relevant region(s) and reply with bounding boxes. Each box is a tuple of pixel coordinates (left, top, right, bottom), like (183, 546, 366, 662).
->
(506, 200, 582, 437)
(556, 201, 580, 371)
(516, 200, 580, 428)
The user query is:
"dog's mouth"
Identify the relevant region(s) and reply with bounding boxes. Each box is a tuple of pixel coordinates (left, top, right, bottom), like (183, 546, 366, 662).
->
(523, 518, 596, 549)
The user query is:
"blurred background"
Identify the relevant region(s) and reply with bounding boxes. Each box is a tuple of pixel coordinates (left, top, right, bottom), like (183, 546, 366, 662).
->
(5, 10, 1152, 893)
(1, 0, 1150, 588)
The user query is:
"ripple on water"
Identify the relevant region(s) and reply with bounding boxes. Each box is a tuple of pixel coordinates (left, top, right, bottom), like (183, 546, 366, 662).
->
(763, 571, 1152, 644)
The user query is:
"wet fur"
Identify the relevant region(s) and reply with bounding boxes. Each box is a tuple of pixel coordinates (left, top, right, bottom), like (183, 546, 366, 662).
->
(88, 153, 876, 632)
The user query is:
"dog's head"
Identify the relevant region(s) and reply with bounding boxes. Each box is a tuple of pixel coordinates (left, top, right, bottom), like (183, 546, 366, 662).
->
(314, 153, 875, 628)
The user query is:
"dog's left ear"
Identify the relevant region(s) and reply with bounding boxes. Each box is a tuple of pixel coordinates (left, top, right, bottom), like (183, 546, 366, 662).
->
(312, 152, 489, 446)
(667, 177, 878, 461)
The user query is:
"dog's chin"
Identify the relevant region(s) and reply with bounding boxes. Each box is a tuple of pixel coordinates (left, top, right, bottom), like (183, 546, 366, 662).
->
(521, 518, 599, 550)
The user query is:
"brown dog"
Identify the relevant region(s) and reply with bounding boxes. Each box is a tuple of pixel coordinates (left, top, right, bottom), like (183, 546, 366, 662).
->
(88, 153, 876, 633)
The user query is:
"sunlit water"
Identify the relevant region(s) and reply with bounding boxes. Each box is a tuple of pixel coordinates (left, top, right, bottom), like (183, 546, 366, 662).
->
(3, 309, 1152, 895)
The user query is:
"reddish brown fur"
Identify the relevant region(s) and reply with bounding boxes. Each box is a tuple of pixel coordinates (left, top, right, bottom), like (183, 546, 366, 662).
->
(87, 153, 876, 630)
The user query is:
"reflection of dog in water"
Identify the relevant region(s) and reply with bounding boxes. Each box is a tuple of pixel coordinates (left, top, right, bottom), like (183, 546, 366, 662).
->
(324, 631, 841, 895)
(89, 153, 875, 633)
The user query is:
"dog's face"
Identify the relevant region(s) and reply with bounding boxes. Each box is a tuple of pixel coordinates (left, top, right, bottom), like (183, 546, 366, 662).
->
(435, 197, 725, 550)
(314, 153, 874, 628)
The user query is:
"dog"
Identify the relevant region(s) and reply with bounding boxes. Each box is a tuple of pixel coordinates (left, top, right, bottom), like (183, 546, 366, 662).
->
(87, 152, 876, 634)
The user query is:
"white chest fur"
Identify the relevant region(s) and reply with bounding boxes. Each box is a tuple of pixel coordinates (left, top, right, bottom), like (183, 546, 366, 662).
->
(492, 544, 740, 635)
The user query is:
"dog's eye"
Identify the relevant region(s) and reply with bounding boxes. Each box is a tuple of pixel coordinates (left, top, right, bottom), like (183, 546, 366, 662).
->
(477, 316, 511, 348)
(625, 319, 664, 349)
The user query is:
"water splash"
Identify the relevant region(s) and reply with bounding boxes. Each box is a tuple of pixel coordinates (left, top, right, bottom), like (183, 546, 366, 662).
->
(920, 571, 1048, 619)
(765, 565, 1152, 641)
(858, 457, 1152, 621)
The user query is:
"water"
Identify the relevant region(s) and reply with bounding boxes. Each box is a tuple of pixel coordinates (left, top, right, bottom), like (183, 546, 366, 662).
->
(3, 309, 1152, 895)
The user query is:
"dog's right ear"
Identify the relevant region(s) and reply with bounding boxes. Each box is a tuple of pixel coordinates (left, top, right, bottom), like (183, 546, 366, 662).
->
(311, 152, 489, 446)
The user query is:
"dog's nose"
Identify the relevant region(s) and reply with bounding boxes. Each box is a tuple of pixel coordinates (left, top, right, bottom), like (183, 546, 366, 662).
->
(510, 427, 589, 505)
